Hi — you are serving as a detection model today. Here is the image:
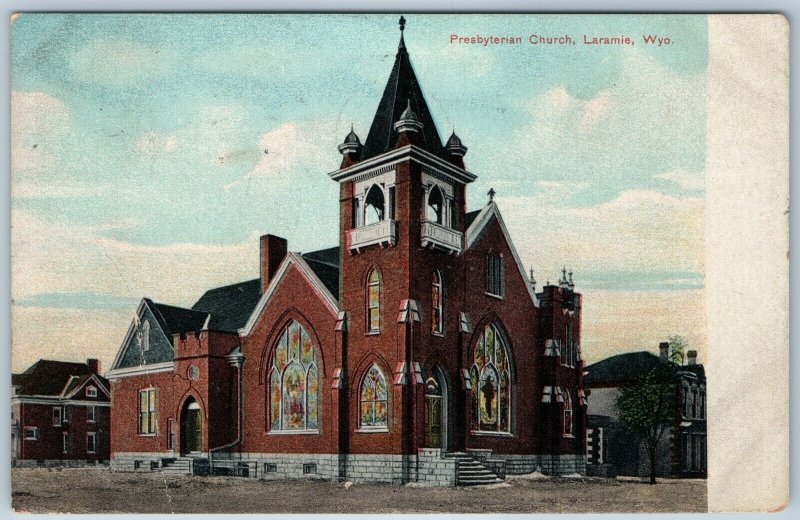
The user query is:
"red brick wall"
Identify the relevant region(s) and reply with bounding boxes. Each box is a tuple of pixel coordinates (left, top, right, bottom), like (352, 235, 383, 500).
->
(18, 402, 109, 461)
(239, 264, 339, 455)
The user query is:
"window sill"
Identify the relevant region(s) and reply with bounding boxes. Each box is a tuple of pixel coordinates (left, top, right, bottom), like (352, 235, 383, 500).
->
(267, 429, 319, 435)
(563, 434, 575, 439)
(365, 331, 381, 336)
(355, 427, 390, 434)
(470, 430, 513, 438)
(87, 451, 96, 455)
(484, 292, 504, 300)
(431, 331, 445, 338)
(138, 433, 157, 437)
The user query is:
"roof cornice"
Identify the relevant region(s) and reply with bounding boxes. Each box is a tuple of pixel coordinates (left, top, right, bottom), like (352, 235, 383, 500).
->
(328, 145, 477, 185)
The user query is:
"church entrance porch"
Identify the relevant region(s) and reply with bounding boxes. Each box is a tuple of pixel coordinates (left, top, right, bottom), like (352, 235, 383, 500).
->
(180, 399, 203, 456)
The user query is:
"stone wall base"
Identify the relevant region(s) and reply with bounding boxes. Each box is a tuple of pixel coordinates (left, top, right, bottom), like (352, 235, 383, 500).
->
(491, 454, 587, 476)
(14, 459, 109, 468)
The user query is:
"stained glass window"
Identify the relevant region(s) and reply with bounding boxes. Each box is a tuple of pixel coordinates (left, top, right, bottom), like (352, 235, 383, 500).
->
(563, 389, 573, 436)
(432, 270, 443, 333)
(367, 268, 382, 333)
(360, 364, 388, 428)
(471, 323, 511, 433)
(268, 320, 319, 431)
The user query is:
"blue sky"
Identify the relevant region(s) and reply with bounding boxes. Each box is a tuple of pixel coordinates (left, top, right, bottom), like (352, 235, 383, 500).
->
(11, 14, 708, 370)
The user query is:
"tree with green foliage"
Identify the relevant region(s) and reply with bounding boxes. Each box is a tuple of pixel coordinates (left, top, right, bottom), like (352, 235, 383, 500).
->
(616, 366, 677, 484)
(668, 335, 688, 365)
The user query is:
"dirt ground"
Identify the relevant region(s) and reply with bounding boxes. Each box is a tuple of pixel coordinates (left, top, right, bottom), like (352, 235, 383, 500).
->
(10, 467, 707, 514)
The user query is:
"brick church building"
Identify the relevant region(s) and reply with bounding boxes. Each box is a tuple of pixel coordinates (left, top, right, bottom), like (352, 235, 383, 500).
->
(107, 18, 587, 485)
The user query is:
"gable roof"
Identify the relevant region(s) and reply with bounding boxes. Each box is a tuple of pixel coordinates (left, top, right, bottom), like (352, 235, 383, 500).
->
(192, 279, 262, 333)
(465, 202, 539, 308)
(585, 351, 676, 386)
(301, 247, 340, 299)
(12, 360, 108, 399)
(146, 299, 209, 335)
(360, 33, 447, 161)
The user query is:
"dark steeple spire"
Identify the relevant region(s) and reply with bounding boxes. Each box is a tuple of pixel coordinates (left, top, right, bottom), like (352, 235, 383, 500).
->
(360, 16, 447, 161)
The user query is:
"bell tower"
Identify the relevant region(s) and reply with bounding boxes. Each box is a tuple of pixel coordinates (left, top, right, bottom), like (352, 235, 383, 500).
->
(328, 16, 477, 456)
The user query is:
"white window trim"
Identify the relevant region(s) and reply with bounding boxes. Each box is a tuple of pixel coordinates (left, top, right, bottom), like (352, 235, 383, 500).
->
(87, 405, 96, 423)
(86, 432, 97, 454)
(62, 431, 70, 454)
(355, 427, 390, 434)
(24, 427, 38, 440)
(86, 386, 98, 398)
(139, 387, 158, 436)
(266, 429, 320, 436)
(52, 406, 62, 427)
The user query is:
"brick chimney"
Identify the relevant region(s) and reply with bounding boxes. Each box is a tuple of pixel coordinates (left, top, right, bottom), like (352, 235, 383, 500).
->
(659, 342, 670, 360)
(687, 350, 698, 365)
(86, 358, 100, 374)
(260, 234, 288, 294)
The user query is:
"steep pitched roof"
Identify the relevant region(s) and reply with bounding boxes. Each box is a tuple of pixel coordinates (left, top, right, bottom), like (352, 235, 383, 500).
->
(12, 360, 107, 398)
(301, 247, 340, 300)
(361, 33, 447, 161)
(465, 209, 481, 229)
(192, 279, 262, 333)
(146, 299, 209, 335)
(585, 351, 675, 386)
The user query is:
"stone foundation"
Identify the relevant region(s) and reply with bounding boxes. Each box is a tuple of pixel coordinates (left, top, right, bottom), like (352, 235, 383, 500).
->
(492, 454, 587, 475)
(14, 459, 109, 469)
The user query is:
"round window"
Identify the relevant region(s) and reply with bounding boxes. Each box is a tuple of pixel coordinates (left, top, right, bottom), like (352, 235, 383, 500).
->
(188, 365, 200, 381)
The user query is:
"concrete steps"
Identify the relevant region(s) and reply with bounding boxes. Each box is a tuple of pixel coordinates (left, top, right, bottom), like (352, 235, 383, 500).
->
(446, 452, 504, 486)
(159, 457, 193, 475)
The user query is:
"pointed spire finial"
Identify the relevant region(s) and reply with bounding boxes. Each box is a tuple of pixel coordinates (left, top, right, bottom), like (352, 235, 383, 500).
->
(487, 187, 496, 204)
(399, 16, 406, 32)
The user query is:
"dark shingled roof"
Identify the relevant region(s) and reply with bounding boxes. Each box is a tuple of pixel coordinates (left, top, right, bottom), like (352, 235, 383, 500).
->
(12, 360, 108, 398)
(360, 33, 447, 161)
(146, 299, 209, 335)
(585, 351, 675, 386)
(191, 246, 341, 332)
(465, 209, 482, 229)
(192, 279, 261, 333)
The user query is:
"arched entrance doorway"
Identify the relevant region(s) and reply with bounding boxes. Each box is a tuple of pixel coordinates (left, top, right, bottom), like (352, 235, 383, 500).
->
(425, 367, 448, 450)
(180, 398, 203, 456)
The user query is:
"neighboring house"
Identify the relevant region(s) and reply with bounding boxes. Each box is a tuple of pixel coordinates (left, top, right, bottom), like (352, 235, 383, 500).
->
(11, 359, 110, 467)
(584, 344, 707, 478)
(106, 18, 587, 486)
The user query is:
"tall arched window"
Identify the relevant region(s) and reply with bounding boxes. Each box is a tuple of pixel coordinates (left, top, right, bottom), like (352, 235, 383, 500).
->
(427, 185, 443, 224)
(364, 184, 385, 225)
(471, 323, 511, 433)
(360, 364, 388, 429)
(431, 270, 443, 334)
(268, 320, 319, 432)
(367, 267, 382, 333)
(563, 389, 573, 436)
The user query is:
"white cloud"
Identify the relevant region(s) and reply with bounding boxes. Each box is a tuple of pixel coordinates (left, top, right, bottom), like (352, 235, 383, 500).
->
(12, 180, 105, 199)
(504, 48, 705, 191)
(67, 39, 179, 87)
(655, 168, 706, 192)
(11, 91, 69, 175)
(500, 188, 704, 277)
(11, 208, 259, 306)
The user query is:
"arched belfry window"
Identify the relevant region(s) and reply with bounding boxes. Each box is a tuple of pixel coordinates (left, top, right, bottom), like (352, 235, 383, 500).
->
(360, 364, 388, 429)
(268, 320, 320, 432)
(563, 389, 573, 436)
(364, 184, 385, 226)
(427, 185, 444, 224)
(470, 323, 511, 433)
(367, 267, 382, 333)
(431, 270, 444, 334)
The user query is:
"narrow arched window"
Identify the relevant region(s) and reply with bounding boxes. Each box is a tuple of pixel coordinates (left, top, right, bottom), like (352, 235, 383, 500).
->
(486, 253, 503, 296)
(267, 320, 319, 432)
(427, 185, 444, 224)
(431, 270, 443, 334)
(471, 323, 512, 433)
(360, 364, 388, 429)
(141, 320, 151, 352)
(563, 389, 573, 436)
(367, 268, 382, 333)
(364, 184, 385, 225)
